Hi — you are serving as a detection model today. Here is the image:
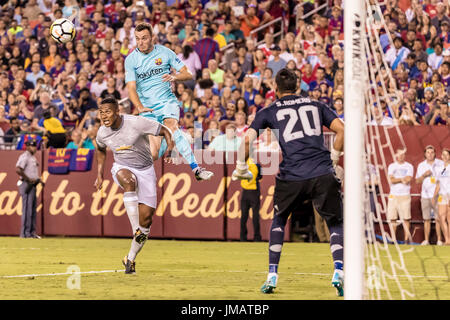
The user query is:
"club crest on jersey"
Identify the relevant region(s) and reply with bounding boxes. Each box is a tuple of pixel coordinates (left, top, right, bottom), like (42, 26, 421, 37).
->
(155, 58, 162, 65)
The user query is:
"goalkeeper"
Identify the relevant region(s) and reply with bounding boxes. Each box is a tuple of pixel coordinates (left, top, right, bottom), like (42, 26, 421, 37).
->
(233, 68, 345, 296)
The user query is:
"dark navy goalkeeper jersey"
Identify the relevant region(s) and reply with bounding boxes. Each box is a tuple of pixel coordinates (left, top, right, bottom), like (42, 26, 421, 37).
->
(250, 95, 339, 181)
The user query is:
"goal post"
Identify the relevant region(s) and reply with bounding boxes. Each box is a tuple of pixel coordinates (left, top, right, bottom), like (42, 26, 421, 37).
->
(343, 0, 366, 300)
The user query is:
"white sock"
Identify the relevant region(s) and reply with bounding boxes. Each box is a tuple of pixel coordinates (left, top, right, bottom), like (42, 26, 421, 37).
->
(123, 191, 139, 234)
(128, 226, 150, 262)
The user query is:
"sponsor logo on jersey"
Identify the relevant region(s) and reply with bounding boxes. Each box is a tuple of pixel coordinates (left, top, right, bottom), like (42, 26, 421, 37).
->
(136, 67, 164, 80)
(155, 58, 162, 65)
(115, 145, 132, 151)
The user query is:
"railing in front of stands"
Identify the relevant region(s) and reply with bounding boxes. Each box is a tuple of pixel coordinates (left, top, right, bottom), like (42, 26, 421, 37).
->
(250, 16, 284, 47)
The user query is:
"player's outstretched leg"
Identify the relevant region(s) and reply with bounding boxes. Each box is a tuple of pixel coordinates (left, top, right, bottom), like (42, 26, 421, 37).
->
(329, 224, 344, 296)
(261, 214, 288, 294)
(163, 118, 213, 181)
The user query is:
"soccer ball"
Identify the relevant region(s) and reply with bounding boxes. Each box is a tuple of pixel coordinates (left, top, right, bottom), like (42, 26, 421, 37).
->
(50, 18, 76, 44)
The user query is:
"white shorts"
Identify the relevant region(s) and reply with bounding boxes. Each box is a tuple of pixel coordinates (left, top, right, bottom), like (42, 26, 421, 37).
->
(111, 163, 157, 208)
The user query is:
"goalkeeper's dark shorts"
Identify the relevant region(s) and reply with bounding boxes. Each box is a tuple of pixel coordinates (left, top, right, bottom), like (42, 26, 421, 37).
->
(273, 173, 343, 227)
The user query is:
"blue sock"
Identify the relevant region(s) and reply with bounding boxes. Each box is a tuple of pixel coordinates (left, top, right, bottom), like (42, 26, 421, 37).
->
(173, 129, 198, 170)
(269, 264, 278, 274)
(268, 214, 288, 270)
(329, 224, 344, 270)
(158, 137, 168, 159)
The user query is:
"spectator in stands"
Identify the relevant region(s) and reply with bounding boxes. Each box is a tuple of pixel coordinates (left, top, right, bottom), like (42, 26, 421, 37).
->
(239, 4, 260, 38)
(178, 44, 202, 85)
(194, 27, 220, 69)
(26, 62, 45, 88)
(386, 36, 411, 71)
(208, 122, 241, 152)
(32, 90, 58, 129)
(100, 77, 121, 101)
(208, 59, 225, 90)
(333, 97, 344, 120)
(234, 111, 248, 138)
(387, 148, 414, 244)
(66, 128, 95, 150)
(78, 87, 98, 114)
(267, 45, 287, 78)
(220, 20, 236, 45)
(90, 70, 108, 99)
(428, 41, 445, 70)
(242, 75, 259, 106)
(416, 145, 444, 245)
(431, 2, 450, 34)
(59, 96, 82, 130)
(419, 86, 436, 117)
(4, 116, 21, 145)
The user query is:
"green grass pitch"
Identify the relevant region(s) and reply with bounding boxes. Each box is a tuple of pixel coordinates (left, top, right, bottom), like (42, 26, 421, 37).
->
(0, 237, 449, 300)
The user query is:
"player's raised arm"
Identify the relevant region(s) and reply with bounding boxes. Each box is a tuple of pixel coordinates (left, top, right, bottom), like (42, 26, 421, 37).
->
(329, 118, 344, 167)
(239, 128, 258, 164)
(232, 127, 258, 181)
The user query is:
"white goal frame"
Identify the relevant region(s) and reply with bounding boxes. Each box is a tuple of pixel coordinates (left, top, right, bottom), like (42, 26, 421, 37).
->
(343, 0, 366, 300)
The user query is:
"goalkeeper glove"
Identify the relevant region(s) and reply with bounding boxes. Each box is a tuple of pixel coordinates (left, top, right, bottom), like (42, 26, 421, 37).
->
(330, 147, 343, 168)
(232, 161, 253, 181)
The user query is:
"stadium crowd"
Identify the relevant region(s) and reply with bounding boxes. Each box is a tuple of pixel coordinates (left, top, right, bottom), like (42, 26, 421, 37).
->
(0, 0, 448, 151)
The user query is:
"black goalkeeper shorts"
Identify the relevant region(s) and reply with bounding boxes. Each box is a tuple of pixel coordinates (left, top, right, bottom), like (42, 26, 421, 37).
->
(273, 173, 343, 227)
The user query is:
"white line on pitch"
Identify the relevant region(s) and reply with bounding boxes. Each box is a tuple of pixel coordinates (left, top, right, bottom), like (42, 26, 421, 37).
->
(292, 272, 448, 279)
(1, 270, 124, 279)
(2, 269, 447, 280)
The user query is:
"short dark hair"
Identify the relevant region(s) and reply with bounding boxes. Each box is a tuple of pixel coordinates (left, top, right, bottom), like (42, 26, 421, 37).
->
(205, 27, 215, 37)
(100, 97, 119, 109)
(275, 68, 298, 94)
(135, 22, 153, 34)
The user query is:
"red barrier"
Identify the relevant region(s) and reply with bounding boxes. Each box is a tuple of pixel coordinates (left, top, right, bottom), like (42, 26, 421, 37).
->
(159, 150, 226, 240)
(0, 126, 447, 241)
(42, 150, 102, 236)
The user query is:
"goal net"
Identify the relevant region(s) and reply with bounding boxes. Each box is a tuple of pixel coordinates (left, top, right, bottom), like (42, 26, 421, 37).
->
(344, 0, 449, 300)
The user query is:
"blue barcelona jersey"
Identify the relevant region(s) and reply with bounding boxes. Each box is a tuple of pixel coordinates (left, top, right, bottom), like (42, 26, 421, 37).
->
(124, 44, 185, 110)
(250, 95, 339, 181)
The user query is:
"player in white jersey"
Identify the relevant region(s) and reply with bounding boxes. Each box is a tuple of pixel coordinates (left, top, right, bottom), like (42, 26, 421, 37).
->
(432, 148, 450, 245)
(125, 22, 213, 181)
(415, 145, 444, 245)
(94, 97, 174, 274)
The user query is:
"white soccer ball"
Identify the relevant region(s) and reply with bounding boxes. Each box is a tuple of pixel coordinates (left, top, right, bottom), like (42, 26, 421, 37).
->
(50, 18, 76, 44)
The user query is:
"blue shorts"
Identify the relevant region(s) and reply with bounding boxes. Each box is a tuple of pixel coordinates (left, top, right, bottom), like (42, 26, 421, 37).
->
(139, 100, 181, 123)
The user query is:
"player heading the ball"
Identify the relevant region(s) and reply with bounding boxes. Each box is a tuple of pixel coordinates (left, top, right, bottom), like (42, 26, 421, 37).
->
(125, 22, 213, 181)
